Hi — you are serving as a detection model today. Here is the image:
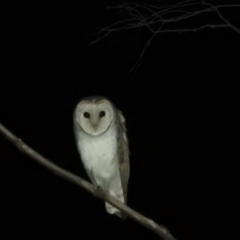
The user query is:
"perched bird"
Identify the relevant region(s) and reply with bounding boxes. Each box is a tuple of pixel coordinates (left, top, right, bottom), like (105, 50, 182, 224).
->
(73, 96, 130, 218)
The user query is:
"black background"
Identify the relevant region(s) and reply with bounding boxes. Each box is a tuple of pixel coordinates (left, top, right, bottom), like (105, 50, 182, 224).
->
(1, 1, 239, 240)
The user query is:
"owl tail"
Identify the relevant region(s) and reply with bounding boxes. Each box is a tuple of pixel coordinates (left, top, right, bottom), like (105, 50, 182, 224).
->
(105, 202, 127, 219)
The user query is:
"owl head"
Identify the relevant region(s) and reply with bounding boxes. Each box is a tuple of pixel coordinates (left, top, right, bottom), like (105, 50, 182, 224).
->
(74, 96, 115, 136)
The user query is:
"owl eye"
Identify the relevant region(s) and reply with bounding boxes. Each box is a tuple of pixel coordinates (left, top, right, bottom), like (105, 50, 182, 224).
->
(83, 112, 90, 118)
(99, 111, 105, 117)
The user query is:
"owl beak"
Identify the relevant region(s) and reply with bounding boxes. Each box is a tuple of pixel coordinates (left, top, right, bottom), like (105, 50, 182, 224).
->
(91, 120, 98, 131)
(92, 124, 97, 131)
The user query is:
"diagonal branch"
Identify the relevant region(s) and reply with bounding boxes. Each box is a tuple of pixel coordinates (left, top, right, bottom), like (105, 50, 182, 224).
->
(0, 122, 177, 240)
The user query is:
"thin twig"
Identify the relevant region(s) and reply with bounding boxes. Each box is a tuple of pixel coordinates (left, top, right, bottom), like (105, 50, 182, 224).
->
(0, 122, 177, 240)
(91, 0, 240, 72)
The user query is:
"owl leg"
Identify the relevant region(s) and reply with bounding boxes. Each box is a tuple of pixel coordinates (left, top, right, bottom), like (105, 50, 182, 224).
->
(88, 169, 98, 187)
(88, 169, 106, 200)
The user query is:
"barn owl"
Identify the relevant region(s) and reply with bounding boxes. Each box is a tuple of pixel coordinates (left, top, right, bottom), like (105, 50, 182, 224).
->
(73, 96, 130, 218)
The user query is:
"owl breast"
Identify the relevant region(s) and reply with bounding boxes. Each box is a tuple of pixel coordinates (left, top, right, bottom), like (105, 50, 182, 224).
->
(77, 126, 118, 183)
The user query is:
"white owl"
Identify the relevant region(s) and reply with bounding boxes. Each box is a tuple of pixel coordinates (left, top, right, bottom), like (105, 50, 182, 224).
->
(73, 96, 130, 218)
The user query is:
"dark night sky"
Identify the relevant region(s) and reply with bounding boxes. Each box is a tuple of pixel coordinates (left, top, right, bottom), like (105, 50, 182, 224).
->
(1, 1, 239, 240)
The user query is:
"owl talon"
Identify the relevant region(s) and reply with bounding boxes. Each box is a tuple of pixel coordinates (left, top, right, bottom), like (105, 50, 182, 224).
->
(93, 186, 106, 200)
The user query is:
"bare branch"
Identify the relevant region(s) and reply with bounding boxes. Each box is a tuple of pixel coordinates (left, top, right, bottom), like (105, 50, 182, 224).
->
(202, 0, 240, 34)
(91, 0, 240, 72)
(0, 122, 177, 240)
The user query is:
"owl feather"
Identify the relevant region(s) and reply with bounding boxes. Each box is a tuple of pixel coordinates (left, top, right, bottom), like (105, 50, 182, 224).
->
(115, 110, 130, 218)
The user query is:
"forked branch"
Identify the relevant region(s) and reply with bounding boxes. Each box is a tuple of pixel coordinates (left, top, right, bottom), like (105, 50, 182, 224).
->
(91, 0, 240, 72)
(0, 122, 176, 240)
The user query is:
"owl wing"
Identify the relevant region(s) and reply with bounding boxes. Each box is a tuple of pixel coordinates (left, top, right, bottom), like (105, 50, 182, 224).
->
(117, 110, 130, 204)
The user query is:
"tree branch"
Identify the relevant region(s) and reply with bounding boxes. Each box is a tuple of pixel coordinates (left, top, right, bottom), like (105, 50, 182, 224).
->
(91, 0, 240, 72)
(0, 122, 177, 240)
